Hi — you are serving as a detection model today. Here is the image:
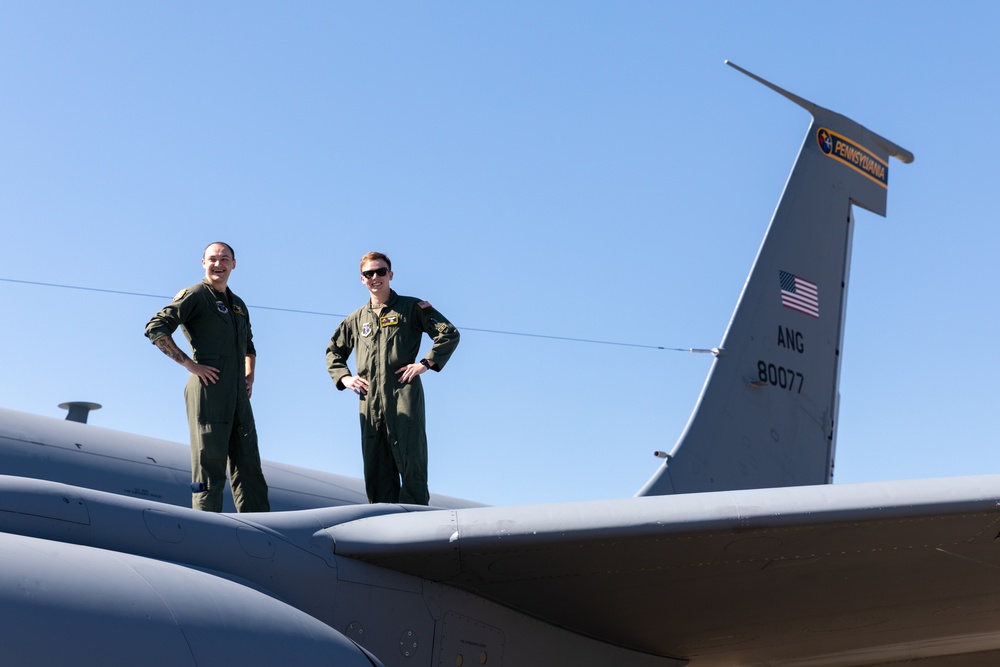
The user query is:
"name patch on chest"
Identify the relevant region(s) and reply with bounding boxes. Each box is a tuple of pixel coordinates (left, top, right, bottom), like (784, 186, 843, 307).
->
(379, 314, 399, 327)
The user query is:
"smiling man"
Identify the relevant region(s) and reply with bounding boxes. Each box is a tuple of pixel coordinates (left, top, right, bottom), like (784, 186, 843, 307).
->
(144, 242, 270, 513)
(326, 251, 460, 505)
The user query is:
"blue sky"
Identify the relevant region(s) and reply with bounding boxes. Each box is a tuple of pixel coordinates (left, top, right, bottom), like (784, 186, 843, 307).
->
(1, 2, 997, 506)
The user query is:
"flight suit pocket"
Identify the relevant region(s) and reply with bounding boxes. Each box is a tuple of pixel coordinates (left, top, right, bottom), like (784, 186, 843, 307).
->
(184, 355, 230, 427)
(195, 383, 231, 425)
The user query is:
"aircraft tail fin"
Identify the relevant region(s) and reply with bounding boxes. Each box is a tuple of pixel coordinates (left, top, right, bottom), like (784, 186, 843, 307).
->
(638, 62, 912, 496)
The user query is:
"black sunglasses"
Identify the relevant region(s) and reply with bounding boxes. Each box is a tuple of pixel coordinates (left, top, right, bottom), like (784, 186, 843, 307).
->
(361, 267, 390, 279)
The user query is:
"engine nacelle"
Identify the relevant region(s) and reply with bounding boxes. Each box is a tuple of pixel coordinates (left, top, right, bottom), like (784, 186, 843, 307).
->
(0, 532, 382, 667)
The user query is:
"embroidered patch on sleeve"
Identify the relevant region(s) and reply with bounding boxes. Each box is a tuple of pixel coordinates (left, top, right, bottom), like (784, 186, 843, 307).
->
(417, 300, 432, 309)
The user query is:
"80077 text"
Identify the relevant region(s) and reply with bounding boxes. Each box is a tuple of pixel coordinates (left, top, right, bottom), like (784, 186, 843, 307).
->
(756, 361, 804, 394)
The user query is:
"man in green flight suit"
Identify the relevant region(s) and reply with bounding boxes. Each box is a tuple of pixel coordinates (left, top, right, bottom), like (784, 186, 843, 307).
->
(145, 242, 270, 513)
(326, 251, 460, 505)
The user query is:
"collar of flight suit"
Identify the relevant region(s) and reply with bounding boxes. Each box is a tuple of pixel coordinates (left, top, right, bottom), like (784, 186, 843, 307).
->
(367, 289, 399, 312)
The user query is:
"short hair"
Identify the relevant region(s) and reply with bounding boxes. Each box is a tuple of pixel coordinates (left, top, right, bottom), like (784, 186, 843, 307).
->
(204, 242, 235, 260)
(360, 251, 391, 272)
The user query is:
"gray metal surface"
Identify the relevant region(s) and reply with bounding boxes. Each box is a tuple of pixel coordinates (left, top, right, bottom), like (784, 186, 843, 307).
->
(4, 472, 1000, 665)
(330, 476, 1000, 665)
(0, 529, 383, 666)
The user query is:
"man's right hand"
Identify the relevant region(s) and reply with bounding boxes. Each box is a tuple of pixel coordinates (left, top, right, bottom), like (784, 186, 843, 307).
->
(187, 361, 220, 386)
(154, 336, 219, 385)
(342, 375, 368, 396)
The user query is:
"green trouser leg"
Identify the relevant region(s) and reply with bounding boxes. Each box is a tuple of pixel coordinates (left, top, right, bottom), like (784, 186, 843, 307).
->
(228, 399, 269, 513)
(395, 430, 429, 505)
(186, 377, 269, 513)
(359, 415, 429, 505)
(187, 374, 228, 511)
(190, 421, 228, 512)
(361, 416, 401, 503)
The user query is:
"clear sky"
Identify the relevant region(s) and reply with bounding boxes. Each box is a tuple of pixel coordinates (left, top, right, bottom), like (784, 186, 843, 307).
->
(1, 2, 996, 506)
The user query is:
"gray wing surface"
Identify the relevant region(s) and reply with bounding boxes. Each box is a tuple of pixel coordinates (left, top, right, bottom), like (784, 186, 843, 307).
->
(328, 477, 1000, 666)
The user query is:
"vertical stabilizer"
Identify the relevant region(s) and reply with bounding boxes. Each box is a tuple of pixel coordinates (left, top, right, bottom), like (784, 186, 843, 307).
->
(638, 62, 913, 496)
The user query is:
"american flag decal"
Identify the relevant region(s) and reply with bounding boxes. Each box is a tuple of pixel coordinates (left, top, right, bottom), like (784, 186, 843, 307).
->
(779, 270, 819, 318)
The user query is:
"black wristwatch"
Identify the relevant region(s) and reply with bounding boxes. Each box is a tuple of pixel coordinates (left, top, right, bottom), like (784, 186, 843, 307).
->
(419, 359, 431, 369)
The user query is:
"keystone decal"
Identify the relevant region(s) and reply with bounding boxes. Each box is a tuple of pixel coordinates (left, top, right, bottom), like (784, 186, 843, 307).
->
(816, 127, 888, 189)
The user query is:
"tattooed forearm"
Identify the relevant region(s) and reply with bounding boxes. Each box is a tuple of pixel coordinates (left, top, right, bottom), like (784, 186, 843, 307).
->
(154, 336, 190, 365)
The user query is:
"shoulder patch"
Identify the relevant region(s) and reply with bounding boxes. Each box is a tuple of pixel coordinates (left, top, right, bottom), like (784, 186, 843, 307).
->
(173, 289, 188, 301)
(417, 300, 432, 309)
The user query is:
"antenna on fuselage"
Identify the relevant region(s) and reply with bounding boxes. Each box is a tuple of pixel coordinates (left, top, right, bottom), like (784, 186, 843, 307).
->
(58, 402, 102, 424)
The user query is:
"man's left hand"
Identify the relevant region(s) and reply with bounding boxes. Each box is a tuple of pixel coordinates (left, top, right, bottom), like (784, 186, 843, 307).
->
(396, 362, 428, 384)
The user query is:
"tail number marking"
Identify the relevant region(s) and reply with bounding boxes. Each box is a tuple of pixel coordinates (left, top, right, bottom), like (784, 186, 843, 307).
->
(757, 361, 804, 394)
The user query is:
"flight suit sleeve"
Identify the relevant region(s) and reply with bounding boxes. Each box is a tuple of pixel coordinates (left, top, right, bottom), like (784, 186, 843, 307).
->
(414, 300, 460, 371)
(243, 303, 257, 358)
(145, 288, 199, 345)
(326, 318, 356, 390)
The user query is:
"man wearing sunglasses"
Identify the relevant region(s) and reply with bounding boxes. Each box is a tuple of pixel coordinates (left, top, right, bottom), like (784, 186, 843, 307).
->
(326, 251, 460, 505)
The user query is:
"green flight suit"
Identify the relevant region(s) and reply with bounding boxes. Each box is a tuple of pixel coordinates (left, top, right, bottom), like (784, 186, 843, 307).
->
(326, 290, 460, 505)
(145, 280, 270, 513)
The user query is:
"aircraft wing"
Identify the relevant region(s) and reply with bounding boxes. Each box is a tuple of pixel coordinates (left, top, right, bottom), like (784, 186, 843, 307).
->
(327, 476, 1000, 665)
